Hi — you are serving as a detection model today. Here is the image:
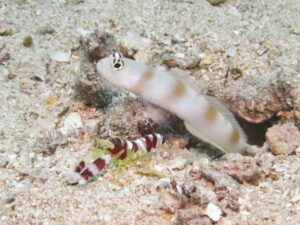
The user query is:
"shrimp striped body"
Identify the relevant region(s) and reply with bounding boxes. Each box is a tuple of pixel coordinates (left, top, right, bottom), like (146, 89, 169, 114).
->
(97, 53, 249, 154)
(73, 133, 164, 184)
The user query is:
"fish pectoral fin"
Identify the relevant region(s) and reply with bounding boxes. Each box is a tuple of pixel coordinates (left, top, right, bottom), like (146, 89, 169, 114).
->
(184, 122, 227, 152)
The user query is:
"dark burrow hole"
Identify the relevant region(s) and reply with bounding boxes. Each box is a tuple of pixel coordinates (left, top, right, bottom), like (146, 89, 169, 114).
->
(237, 116, 278, 146)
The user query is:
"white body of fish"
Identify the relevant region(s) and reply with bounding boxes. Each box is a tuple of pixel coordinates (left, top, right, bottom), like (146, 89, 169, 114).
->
(97, 54, 249, 154)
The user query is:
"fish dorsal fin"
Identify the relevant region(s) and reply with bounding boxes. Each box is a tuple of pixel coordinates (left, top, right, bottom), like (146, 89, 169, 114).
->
(203, 96, 247, 142)
(167, 68, 204, 94)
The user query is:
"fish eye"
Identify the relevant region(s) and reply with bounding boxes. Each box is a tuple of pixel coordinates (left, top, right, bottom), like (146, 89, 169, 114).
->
(111, 51, 124, 71)
(112, 59, 124, 70)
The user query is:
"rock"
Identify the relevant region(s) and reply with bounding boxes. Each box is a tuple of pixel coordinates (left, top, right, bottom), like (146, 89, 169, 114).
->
(212, 84, 293, 123)
(50, 51, 71, 62)
(176, 207, 212, 225)
(161, 191, 183, 214)
(226, 195, 240, 212)
(169, 158, 191, 170)
(187, 186, 218, 206)
(249, 144, 276, 173)
(120, 31, 153, 63)
(60, 112, 83, 135)
(182, 181, 197, 195)
(277, 109, 300, 129)
(207, 0, 226, 6)
(79, 30, 116, 62)
(74, 31, 117, 108)
(121, 30, 151, 51)
(216, 154, 264, 185)
(73, 78, 116, 109)
(208, 68, 298, 124)
(195, 162, 240, 190)
(205, 203, 222, 222)
(266, 123, 300, 155)
(214, 186, 240, 212)
(133, 48, 155, 64)
(215, 218, 235, 225)
(98, 100, 161, 138)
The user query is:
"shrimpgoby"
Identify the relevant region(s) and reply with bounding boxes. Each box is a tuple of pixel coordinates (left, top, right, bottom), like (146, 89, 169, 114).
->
(97, 52, 249, 154)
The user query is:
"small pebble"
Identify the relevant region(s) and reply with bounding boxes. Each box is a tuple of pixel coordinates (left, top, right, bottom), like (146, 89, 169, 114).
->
(6, 72, 16, 80)
(175, 53, 185, 59)
(229, 68, 243, 80)
(19, 77, 28, 85)
(201, 55, 213, 66)
(50, 51, 71, 62)
(216, 218, 234, 225)
(0, 180, 6, 191)
(45, 94, 59, 105)
(23, 35, 33, 47)
(155, 178, 171, 189)
(169, 158, 191, 170)
(207, 0, 226, 6)
(38, 26, 55, 35)
(122, 30, 151, 50)
(80, 30, 115, 62)
(296, 146, 300, 155)
(291, 188, 300, 203)
(161, 151, 170, 159)
(161, 191, 182, 214)
(29, 152, 35, 159)
(31, 75, 44, 82)
(182, 181, 196, 195)
(169, 136, 188, 148)
(60, 112, 83, 135)
(0, 49, 10, 65)
(0, 28, 14, 36)
(176, 208, 213, 225)
(205, 203, 222, 222)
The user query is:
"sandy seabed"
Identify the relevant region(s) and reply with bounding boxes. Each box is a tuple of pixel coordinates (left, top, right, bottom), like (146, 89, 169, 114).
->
(0, 0, 300, 224)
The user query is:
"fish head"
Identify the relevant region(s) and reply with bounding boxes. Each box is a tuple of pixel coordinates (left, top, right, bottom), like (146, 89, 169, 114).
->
(96, 51, 147, 90)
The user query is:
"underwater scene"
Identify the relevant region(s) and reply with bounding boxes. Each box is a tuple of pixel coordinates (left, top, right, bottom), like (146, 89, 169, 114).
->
(0, 0, 299, 224)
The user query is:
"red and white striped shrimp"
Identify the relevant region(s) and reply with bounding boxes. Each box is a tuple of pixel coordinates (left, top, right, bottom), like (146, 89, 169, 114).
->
(73, 133, 164, 185)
